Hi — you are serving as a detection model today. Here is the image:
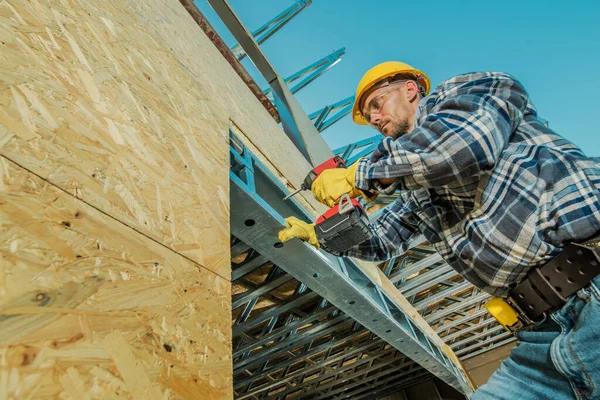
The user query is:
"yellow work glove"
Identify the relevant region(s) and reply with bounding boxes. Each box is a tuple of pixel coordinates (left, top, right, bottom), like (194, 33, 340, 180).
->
(278, 216, 320, 248)
(311, 161, 377, 208)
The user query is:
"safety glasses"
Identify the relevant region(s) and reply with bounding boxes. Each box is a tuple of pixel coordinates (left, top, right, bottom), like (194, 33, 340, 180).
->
(362, 80, 408, 126)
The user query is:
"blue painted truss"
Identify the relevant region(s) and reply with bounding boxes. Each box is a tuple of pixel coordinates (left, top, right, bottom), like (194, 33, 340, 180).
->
(309, 95, 355, 133)
(230, 0, 312, 60)
(264, 47, 346, 98)
(333, 134, 382, 165)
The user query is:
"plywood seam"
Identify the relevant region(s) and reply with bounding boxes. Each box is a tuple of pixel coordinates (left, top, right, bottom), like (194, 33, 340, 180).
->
(0, 153, 230, 282)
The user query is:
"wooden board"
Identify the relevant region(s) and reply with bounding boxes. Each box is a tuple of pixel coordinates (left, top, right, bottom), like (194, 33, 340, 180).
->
(0, 156, 232, 399)
(0, 0, 231, 278)
(119, 0, 329, 218)
(462, 341, 516, 388)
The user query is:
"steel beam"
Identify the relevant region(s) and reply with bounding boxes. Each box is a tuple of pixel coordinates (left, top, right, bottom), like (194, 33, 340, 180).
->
(234, 311, 347, 365)
(425, 292, 489, 325)
(229, 135, 473, 395)
(264, 48, 346, 98)
(459, 336, 516, 360)
(443, 318, 498, 343)
(412, 281, 474, 312)
(231, 253, 270, 281)
(450, 325, 506, 350)
(230, 0, 311, 60)
(333, 134, 382, 165)
(302, 352, 414, 398)
(435, 308, 490, 335)
(454, 331, 514, 357)
(232, 272, 295, 310)
(234, 305, 338, 358)
(232, 291, 319, 336)
(389, 253, 444, 284)
(267, 345, 406, 398)
(234, 332, 375, 393)
(209, 0, 333, 166)
(309, 95, 355, 133)
(234, 317, 352, 374)
(398, 265, 457, 298)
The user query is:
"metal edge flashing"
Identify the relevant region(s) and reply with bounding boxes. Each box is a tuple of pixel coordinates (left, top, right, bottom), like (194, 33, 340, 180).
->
(177, 0, 280, 122)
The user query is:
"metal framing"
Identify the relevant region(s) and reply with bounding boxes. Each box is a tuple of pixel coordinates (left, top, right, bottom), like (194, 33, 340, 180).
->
(309, 95, 355, 133)
(264, 48, 346, 99)
(333, 134, 382, 165)
(206, 0, 334, 166)
(386, 250, 515, 360)
(229, 133, 473, 398)
(230, 0, 312, 61)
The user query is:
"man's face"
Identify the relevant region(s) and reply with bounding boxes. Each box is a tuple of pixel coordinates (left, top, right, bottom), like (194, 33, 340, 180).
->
(360, 81, 416, 139)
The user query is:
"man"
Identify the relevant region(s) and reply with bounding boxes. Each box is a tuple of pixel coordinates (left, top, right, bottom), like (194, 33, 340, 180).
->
(278, 61, 600, 399)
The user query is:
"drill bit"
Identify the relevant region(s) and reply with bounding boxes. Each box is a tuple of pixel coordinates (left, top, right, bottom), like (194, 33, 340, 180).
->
(283, 186, 305, 201)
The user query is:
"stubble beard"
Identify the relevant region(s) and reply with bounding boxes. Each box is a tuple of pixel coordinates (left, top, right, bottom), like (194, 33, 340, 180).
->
(386, 117, 411, 140)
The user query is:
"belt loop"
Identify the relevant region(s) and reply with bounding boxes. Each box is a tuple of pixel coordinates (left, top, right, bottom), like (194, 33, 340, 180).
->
(577, 287, 591, 301)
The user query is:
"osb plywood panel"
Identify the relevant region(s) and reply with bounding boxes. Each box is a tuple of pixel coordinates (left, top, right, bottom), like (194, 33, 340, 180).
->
(123, 0, 328, 217)
(0, 157, 232, 399)
(0, 0, 230, 277)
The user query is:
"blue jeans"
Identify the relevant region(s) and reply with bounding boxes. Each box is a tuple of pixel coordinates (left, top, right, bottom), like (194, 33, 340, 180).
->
(472, 275, 600, 400)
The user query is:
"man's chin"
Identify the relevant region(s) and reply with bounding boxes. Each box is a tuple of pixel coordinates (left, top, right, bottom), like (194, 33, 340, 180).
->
(380, 124, 395, 138)
(382, 123, 411, 140)
(382, 128, 402, 140)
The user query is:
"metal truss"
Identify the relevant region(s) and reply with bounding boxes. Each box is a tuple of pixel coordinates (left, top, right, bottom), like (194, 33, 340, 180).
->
(308, 95, 355, 133)
(385, 251, 516, 361)
(333, 134, 381, 165)
(207, 0, 334, 166)
(229, 133, 473, 398)
(264, 48, 346, 99)
(230, 0, 312, 61)
(230, 234, 438, 400)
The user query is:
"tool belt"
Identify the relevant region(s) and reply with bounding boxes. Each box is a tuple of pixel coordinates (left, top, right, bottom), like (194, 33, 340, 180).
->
(505, 234, 600, 328)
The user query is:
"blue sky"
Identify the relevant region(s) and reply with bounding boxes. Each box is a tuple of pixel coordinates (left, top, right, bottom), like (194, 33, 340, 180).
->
(194, 0, 600, 156)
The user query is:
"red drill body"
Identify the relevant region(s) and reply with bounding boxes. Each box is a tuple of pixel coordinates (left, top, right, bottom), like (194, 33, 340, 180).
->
(283, 156, 345, 200)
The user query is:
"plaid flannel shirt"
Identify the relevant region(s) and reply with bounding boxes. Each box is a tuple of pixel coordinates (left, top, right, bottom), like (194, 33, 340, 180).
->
(345, 71, 600, 297)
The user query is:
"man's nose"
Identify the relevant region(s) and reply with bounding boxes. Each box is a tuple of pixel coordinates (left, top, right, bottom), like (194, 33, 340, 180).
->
(370, 112, 382, 126)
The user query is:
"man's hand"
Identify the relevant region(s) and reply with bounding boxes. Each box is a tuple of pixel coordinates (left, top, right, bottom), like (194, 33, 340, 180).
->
(311, 161, 377, 208)
(278, 217, 320, 248)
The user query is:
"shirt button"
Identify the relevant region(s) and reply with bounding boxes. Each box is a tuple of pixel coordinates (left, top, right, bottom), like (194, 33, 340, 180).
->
(460, 252, 469, 260)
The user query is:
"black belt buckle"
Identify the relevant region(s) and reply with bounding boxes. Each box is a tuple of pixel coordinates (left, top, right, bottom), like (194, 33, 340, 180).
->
(509, 240, 600, 322)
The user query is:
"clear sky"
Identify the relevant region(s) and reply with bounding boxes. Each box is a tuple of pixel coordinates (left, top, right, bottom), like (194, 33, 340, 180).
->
(194, 0, 600, 156)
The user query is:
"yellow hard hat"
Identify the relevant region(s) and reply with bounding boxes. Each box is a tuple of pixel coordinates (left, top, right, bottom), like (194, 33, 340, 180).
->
(352, 61, 431, 125)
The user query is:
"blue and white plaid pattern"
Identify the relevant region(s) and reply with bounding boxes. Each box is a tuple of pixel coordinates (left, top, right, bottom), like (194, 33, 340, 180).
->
(346, 72, 600, 296)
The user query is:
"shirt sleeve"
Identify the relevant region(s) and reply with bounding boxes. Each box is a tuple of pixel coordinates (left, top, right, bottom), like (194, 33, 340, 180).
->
(327, 199, 421, 262)
(354, 72, 529, 193)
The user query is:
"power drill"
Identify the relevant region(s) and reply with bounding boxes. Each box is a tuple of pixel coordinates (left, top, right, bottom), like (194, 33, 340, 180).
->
(282, 157, 372, 252)
(314, 194, 372, 253)
(283, 156, 346, 201)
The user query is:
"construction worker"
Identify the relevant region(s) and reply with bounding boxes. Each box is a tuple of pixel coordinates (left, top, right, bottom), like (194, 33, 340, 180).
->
(278, 62, 600, 399)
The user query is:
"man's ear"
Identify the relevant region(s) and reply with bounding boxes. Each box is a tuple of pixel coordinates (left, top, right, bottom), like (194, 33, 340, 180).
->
(405, 80, 419, 101)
